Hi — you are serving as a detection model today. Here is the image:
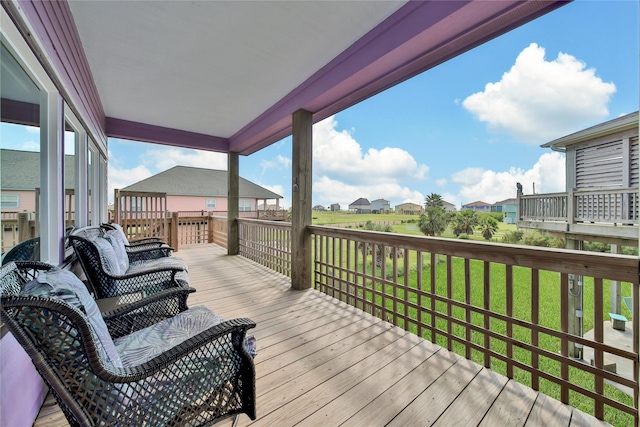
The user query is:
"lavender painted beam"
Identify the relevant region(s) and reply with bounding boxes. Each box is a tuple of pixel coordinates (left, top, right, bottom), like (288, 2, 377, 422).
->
(230, 0, 568, 155)
(1, 98, 39, 126)
(106, 118, 229, 152)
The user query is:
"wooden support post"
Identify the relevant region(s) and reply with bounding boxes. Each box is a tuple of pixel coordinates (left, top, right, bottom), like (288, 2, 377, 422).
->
(170, 212, 179, 252)
(566, 238, 583, 359)
(610, 244, 622, 314)
(228, 152, 239, 255)
(291, 109, 312, 290)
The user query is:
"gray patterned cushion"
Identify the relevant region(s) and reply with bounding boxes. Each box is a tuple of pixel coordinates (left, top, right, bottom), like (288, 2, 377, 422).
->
(114, 306, 256, 367)
(109, 223, 131, 245)
(92, 236, 122, 275)
(103, 230, 130, 273)
(21, 269, 123, 368)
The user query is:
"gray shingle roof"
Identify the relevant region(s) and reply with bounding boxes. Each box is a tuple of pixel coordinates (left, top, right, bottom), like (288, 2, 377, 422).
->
(121, 165, 282, 199)
(1, 149, 75, 190)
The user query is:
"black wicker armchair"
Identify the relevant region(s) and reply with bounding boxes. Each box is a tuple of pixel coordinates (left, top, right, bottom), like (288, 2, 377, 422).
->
(1, 236, 40, 265)
(70, 227, 189, 301)
(0, 262, 256, 426)
(101, 222, 169, 249)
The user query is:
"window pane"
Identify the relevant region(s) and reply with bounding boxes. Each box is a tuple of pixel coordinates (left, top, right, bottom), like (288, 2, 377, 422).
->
(64, 124, 76, 228)
(1, 42, 41, 259)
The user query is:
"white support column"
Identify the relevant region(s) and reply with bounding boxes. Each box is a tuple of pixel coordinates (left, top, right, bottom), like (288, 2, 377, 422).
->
(40, 90, 65, 264)
(610, 244, 622, 314)
(291, 109, 313, 290)
(228, 152, 239, 255)
(74, 129, 89, 227)
(566, 237, 584, 359)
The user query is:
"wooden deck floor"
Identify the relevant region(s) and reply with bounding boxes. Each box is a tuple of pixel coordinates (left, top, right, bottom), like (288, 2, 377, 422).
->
(35, 244, 609, 427)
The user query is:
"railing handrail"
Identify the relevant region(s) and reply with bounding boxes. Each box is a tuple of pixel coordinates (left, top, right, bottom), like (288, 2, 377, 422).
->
(237, 217, 291, 230)
(309, 224, 638, 283)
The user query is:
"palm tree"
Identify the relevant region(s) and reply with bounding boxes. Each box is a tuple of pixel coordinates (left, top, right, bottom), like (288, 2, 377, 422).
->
(478, 216, 499, 240)
(424, 193, 444, 210)
(419, 208, 448, 236)
(450, 210, 479, 236)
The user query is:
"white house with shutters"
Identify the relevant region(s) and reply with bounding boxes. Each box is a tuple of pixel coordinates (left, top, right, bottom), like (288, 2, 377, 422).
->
(517, 111, 639, 245)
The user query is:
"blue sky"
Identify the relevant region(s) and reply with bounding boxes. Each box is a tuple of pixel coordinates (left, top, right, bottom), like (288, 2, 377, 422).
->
(3, 1, 638, 210)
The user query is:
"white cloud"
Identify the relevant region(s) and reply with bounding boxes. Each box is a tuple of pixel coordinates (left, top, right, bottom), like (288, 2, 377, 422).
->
(260, 154, 291, 173)
(257, 183, 288, 209)
(313, 116, 428, 185)
(435, 178, 448, 187)
(311, 116, 428, 206)
(452, 152, 565, 205)
(463, 43, 616, 144)
(144, 147, 227, 171)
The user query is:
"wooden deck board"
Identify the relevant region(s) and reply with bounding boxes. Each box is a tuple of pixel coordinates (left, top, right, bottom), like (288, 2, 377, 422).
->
(32, 244, 612, 427)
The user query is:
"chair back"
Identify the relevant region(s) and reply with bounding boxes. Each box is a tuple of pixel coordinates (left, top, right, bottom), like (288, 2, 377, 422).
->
(69, 227, 122, 299)
(1, 237, 40, 266)
(0, 262, 121, 426)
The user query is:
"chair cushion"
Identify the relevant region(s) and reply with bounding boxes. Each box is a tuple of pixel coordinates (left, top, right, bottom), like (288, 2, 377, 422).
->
(109, 223, 131, 246)
(21, 269, 123, 368)
(92, 236, 122, 276)
(103, 230, 130, 273)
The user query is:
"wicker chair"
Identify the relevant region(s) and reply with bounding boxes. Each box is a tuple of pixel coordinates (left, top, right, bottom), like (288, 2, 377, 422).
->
(101, 222, 169, 249)
(70, 228, 189, 301)
(1, 236, 40, 265)
(0, 262, 256, 426)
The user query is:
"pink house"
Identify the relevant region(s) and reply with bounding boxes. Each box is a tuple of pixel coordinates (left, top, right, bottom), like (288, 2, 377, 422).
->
(120, 165, 283, 215)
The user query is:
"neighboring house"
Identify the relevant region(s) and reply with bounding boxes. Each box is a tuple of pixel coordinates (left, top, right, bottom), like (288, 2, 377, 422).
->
(492, 198, 517, 224)
(395, 202, 422, 215)
(348, 198, 371, 214)
(370, 198, 391, 214)
(313, 205, 326, 212)
(442, 201, 457, 212)
(518, 111, 639, 244)
(330, 203, 340, 212)
(1, 149, 76, 249)
(461, 201, 491, 212)
(121, 166, 283, 215)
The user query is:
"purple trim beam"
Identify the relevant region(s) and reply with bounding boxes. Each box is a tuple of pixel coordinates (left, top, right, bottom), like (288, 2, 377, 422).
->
(230, 0, 569, 155)
(1, 98, 39, 126)
(106, 118, 229, 152)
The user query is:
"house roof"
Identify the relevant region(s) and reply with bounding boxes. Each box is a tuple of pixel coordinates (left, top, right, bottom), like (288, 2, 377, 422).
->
(371, 199, 389, 203)
(493, 198, 517, 206)
(1, 149, 75, 190)
(541, 111, 639, 150)
(8, 1, 567, 156)
(396, 202, 421, 208)
(349, 198, 371, 207)
(462, 201, 491, 207)
(121, 166, 282, 199)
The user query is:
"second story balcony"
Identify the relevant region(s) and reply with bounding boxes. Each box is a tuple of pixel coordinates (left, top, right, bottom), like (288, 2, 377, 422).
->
(518, 187, 639, 242)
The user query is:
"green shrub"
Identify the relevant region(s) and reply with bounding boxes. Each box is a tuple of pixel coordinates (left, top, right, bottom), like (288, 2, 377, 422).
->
(457, 233, 470, 240)
(501, 230, 524, 244)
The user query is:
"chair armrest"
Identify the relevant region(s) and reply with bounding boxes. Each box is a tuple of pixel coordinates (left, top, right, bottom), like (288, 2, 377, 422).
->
(103, 287, 196, 338)
(126, 246, 174, 262)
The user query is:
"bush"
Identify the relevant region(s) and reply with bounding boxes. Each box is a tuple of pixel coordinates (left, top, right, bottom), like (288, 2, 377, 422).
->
(522, 231, 550, 247)
(501, 230, 524, 244)
(457, 233, 470, 240)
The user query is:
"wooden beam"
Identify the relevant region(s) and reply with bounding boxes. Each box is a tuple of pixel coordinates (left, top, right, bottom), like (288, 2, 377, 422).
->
(228, 152, 239, 255)
(291, 109, 312, 290)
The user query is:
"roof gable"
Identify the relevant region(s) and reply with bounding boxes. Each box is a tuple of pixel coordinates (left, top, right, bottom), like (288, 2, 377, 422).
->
(121, 166, 282, 199)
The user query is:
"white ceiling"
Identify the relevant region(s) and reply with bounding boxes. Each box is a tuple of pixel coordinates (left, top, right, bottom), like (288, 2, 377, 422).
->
(69, 1, 405, 140)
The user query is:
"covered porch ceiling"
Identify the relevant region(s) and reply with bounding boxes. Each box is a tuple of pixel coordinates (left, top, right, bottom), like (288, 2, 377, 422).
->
(68, 1, 569, 156)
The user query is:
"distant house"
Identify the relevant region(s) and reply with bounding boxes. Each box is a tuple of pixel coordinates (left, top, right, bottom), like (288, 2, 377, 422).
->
(330, 203, 341, 212)
(313, 205, 326, 212)
(461, 201, 491, 212)
(442, 201, 457, 212)
(370, 198, 391, 214)
(348, 198, 371, 214)
(395, 202, 422, 215)
(121, 166, 283, 214)
(492, 198, 517, 224)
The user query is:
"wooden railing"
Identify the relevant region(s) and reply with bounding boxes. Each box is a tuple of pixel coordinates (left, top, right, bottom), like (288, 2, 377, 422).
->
(238, 219, 291, 277)
(164, 212, 228, 250)
(519, 188, 639, 225)
(237, 221, 639, 425)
